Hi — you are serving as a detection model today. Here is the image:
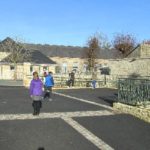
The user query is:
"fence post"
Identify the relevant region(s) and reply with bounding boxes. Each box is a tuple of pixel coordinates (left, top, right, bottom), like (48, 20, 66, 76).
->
(104, 74, 106, 85)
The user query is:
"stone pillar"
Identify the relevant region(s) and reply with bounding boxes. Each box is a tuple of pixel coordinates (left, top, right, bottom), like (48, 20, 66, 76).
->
(23, 62, 31, 87)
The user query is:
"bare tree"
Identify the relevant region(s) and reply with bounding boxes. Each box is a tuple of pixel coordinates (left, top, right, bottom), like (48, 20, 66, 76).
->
(99, 33, 111, 49)
(0, 37, 31, 79)
(143, 40, 150, 44)
(113, 33, 136, 57)
(84, 34, 101, 73)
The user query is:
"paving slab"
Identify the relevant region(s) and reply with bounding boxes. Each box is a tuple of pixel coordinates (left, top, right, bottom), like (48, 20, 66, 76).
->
(55, 88, 118, 106)
(0, 118, 99, 150)
(0, 86, 149, 150)
(74, 114, 150, 150)
(0, 87, 105, 114)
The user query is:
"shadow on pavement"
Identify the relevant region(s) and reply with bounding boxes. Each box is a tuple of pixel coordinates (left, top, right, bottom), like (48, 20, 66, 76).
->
(98, 93, 118, 106)
(38, 147, 45, 150)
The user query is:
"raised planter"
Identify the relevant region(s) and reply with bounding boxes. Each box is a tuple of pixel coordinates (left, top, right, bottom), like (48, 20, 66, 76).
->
(113, 102, 150, 123)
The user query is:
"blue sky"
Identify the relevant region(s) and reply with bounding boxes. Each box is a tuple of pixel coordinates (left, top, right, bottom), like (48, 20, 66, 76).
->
(0, 0, 150, 46)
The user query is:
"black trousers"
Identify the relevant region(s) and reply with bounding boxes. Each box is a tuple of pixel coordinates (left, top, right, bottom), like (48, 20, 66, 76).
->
(32, 101, 42, 114)
(44, 86, 52, 99)
(68, 79, 74, 87)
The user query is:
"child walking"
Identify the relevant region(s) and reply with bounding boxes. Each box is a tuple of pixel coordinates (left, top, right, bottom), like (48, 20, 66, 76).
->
(43, 71, 54, 101)
(30, 72, 43, 115)
(91, 79, 97, 89)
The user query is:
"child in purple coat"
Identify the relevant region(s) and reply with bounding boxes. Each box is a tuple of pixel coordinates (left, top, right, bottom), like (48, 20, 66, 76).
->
(30, 72, 43, 115)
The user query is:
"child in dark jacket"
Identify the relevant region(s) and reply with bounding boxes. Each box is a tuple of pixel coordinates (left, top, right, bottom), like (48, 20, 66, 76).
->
(30, 72, 43, 115)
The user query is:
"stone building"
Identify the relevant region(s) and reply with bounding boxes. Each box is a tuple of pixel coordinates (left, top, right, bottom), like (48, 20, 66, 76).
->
(126, 44, 150, 58)
(24, 41, 150, 77)
(0, 38, 56, 80)
(24, 42, 119, 74)
(0, 37, 150, 86)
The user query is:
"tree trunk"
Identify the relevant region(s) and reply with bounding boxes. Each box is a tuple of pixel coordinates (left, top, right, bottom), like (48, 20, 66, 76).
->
(14, 63, 17, 80)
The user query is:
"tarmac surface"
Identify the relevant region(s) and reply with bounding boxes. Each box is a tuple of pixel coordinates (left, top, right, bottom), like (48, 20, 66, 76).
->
(0, 86, 150, 150)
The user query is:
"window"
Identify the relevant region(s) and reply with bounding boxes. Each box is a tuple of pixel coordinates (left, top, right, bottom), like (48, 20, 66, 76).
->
(62, 62, 67, 73)
(72, 62, 78, 72)
(30, 66, 33, 73)
(55, 66, 61, 74)
(43, 66, 48, 72)
(104, 63, 108, 67)
(100, 67, 111, 75)
(83, 64, 88, 72)
(99, 64, 102, 68)
(10, 65, 15, 70)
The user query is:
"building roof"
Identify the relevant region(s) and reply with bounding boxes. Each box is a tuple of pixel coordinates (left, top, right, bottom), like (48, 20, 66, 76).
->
(1, 37, 138, 60)
(24, 43, 119, 59)
(1, 50, 56, 64)
(28, 50, 56, 64)
(24, 43, 84, 58)
(0, 38, 56, 64)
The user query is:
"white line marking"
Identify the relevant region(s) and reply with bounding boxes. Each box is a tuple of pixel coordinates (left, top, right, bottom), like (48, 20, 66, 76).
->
(62, 117, 114, 150)
(53, 92, 113, 110)
(0, 110, 114, 121)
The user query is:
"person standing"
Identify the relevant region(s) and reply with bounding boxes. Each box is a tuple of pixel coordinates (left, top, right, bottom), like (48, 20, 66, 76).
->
(43, 72, 47, 82)
(91, 79, 97, 89)
(44, 71, 54, 101)
(42, 71, 47, 91)
(68, 71, 75, 87)
(30, 72, 43, 115)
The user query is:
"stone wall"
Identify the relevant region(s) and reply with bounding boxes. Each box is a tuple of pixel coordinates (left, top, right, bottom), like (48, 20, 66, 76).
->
(127, 46, 141, 58)
(113, 102, 150, 123)
(0, 64, 23, 79)
(106, 58, 150, 76)
(141, 44, 150, 58)
(0, 52, 10, 61)
(50, 57, 108, 73)
(127, 44, 150, 58)
(0, 62, 56, 81)
(0, 57, 149, 88)
(7, 57, 149, 87)
(51, 57, 150, 77)
(23, 63, 56, 87)
(0, 47, 149, 87)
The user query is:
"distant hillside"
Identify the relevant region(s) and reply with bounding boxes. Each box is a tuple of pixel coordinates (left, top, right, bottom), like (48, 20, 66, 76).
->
(24, 43, 119, 59)
(24, 43, 85, 58)
(0, 37, 119, 59)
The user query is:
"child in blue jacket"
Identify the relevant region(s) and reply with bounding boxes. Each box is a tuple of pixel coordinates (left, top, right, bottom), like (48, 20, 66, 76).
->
(44, 72, 54, 101)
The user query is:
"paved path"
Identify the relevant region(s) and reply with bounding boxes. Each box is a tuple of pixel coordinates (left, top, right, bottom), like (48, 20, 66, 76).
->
(0, 80, 23, 86)
(0, 87, 150, 150)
